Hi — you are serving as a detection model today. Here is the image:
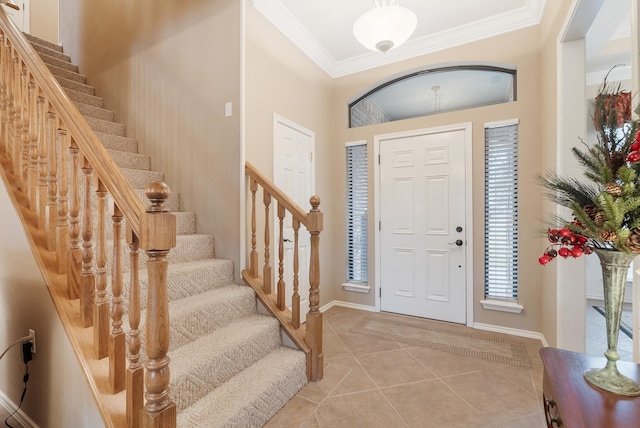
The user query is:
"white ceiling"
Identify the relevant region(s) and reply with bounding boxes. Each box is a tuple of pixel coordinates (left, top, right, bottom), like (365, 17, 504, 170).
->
(251, 0, 632, 83)
(251, 0, 546, 78)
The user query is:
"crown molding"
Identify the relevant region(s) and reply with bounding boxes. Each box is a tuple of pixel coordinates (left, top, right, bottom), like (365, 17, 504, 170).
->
(252, 0, 547, 78)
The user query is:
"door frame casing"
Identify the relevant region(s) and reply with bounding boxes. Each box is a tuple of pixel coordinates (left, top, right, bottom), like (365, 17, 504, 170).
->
(373, 122, 474, 327)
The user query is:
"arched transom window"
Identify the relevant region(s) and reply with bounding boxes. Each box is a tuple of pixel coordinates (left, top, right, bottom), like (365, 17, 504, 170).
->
(349, 65, 517, 128)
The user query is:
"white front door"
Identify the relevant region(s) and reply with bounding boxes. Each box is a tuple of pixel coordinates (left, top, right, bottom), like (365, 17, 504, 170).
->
(3, 1, 28, 33)
(380, 129, 467, 324)
(273, 115, 314, 318)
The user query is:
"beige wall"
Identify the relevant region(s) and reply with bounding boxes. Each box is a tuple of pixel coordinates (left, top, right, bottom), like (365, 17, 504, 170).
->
(59, 0, 243, 274)
(29, 0, 58, 43)
(243, 3, 588, 337)
(0, 180, 102, 427)
(245, 4, 340, 304)
(331, 27, 545, 333)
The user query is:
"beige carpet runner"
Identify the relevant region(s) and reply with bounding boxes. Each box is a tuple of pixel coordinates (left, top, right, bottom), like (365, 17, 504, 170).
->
(24, 33, 307, 427)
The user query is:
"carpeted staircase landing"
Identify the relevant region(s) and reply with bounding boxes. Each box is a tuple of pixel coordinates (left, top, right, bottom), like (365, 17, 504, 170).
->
(24, 33, 307, 427)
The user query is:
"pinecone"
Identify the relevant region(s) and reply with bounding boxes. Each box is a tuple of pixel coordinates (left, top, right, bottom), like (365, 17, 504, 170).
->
(594, 212, 606, 227)
(599, 229, 618, 242)
(605, 182, 623, 196)
(626, 228, 640, 253)
(610, 151, 626, 177)
(583, 204, 598, 220)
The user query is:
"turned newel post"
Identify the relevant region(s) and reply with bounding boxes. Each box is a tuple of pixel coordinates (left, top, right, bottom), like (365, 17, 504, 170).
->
(306, 195, 323, 381)
(140, 181, 176, 428)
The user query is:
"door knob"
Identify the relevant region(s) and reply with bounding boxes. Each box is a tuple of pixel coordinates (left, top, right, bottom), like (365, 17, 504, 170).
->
(448, 239, 463, 246)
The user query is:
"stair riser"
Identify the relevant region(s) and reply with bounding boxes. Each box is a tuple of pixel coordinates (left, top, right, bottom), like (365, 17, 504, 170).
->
(170, 319, 282, 412)
(86, 116, 126, 137)
(31, 42, 71, 63)
(66, 89, 104, 108)
(75, 103, 115, 122)
(57, 76, 95, 95)
(128, 260, 235, 309)
(95, 132, 138, 154)
(46, 64, 87, 84)
(105, 234, 215, 273)
(38, 52, 78, 72)
(24, 33, 63, 52)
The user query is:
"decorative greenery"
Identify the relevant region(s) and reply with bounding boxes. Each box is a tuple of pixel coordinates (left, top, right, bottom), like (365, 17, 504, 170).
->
(538, 74, 640, 264)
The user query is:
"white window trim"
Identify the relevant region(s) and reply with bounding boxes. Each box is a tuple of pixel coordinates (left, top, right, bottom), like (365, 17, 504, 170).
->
(483, 119, 522, 311)
(480, 299, 524, 313)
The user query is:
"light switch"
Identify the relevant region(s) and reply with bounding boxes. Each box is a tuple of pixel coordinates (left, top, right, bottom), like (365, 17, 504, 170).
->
(225, 102, 232, 117)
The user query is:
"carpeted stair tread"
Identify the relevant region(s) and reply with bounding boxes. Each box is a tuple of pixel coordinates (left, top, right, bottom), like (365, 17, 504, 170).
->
(120, 167, 164, 189)
(177, 347, 307, 427)
(30, 42, 71, 63)
(163, 285, 259, 352)
(94, 132, 138, 153)
(107, 233, 215, 272)
(45, 63, 87, 84)
(85, 115, 126, 136)
(74, 102, 114, 122)
(23, 32, 62, 52)
(170, 314, 283, 412)
(102, 210, 194, 241)
(107, 149, 151, 171)
(36, 51, 78, 72)
(65, 87, 104, 108)
(130, 259, 236, 309)
(55, 74, 95, 95)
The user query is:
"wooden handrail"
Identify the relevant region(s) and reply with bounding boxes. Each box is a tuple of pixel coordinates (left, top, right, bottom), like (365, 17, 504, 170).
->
(0, 10, 146, 235)
(246, 161, 308, 225)
(244, 161, 323, 382)
(0, 9, 177, 427)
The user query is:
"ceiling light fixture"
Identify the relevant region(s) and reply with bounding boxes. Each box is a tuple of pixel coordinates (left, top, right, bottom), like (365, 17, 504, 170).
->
(353, 0, 417, 53)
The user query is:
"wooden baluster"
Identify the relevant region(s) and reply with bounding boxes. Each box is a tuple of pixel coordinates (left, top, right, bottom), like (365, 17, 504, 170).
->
(263, 191, 272, 294)
(56, 128, 69, 274)
(94, 179, 108, 359)
(67, 137, 81, 299)
(4, 45, 14, 160)
(0, 34, 5, 147)
(110, 204, 125, 393)
(10, 55, 19, 174)
(277, 202, 285, 310)
(35, 96, 46, 228)
(141, 182, 176, 428)
(80, 156, 95, 328)
(20, 67, 28, 185)
(27, 80, 38, 209)
(126, 231, 143, 428)
(306, 196, 323, 381)
(45, 111, 58, 251)
(250, 178, 258, 277)
(292, 218, 301, 328)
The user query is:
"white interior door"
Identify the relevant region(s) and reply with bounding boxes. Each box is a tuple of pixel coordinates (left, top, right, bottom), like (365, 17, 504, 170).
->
(380, 129, 467, 324)
(273, 115, 314, 318)
(3, 1, 28, 33)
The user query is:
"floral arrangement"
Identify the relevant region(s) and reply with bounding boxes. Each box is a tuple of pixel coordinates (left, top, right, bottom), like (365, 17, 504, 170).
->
(538, 76, 640, 265)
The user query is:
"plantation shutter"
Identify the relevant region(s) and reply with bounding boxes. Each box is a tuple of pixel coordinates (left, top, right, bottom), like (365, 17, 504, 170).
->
(484, 122, 519, 299)
(346, 143, 368, 283)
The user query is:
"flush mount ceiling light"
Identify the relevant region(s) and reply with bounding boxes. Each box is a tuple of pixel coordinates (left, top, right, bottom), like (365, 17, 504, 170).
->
(353, 0, 418, 53)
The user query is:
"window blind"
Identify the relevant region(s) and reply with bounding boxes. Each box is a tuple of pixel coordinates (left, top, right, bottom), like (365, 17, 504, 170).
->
(484, 123, 519, 299)
(346, 143, 368, 283)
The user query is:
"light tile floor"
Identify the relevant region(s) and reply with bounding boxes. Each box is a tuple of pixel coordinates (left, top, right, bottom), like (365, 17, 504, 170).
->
(267, 306, 546, 428)
(585, 299, 634, 362)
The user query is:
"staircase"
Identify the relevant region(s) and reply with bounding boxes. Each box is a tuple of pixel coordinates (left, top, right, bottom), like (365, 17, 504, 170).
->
(18, 33, 308, 426)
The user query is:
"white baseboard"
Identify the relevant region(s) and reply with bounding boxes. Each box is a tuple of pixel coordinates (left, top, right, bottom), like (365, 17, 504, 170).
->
(320, 300, 376, 313)
(0, 390, 38, 428)
(474, 322, 548, 347)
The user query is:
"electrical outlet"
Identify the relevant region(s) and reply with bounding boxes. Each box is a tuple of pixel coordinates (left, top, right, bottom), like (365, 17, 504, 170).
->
(27, 329, 35, 354)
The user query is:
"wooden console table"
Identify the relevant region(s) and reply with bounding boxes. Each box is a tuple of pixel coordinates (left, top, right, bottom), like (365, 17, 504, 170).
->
(540, 347, 640, 427)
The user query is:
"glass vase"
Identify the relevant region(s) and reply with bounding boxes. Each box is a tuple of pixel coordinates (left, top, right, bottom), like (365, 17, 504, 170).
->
(583, 248, 640, 396)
